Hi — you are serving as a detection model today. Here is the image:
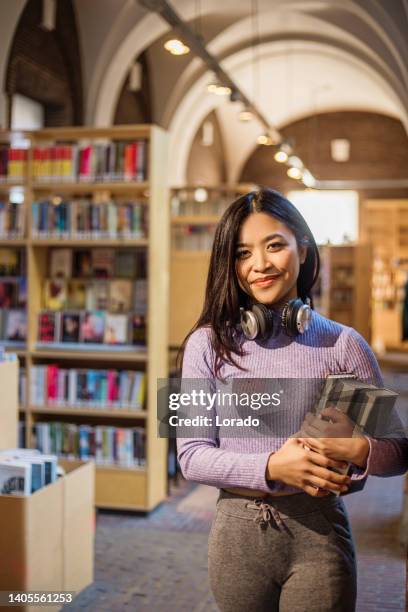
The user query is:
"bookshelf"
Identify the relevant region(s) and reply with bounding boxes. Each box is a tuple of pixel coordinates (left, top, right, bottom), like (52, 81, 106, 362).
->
(169, 185, 254, 347)
(0, 125, 169, 511)
(315, 245, 371, 340)
(361, 200, 408, 351)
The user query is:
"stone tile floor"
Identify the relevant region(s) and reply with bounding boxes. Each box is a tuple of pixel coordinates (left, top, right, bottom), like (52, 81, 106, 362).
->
(64, 473, 407, 611)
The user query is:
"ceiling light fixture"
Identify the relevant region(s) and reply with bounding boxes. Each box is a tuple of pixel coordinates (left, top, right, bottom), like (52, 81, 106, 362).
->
(287, 167, 303, 180)
(239, 109, 254, 122)
(164, 39, 190, 55)
(257, 134, 274, 146)
(274, 150, 288, 163)
(214, 85, 231, 96)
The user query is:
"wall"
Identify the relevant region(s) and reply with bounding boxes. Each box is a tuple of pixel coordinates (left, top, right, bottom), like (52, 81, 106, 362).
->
(185, 110, 227, 185)
(5, 0, 83, 126)
(239, 111, 408, 199)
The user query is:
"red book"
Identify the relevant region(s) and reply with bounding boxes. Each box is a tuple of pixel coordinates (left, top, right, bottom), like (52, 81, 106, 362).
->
(47, 365, 59, 402)
(80, 146, 92, 180)
(124, 144, 133, 181)
(107, 370, 118, 403)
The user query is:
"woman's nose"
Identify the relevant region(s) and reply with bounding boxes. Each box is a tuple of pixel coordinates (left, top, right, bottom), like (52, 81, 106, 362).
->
(253, 251, 271, 271)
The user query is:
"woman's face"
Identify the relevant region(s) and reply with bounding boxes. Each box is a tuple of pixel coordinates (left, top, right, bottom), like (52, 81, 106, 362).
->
(235, 212, 306, 307)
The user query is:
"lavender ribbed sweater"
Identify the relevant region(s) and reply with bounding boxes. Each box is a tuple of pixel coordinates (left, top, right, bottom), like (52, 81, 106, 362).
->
(177, 312, 408, 494)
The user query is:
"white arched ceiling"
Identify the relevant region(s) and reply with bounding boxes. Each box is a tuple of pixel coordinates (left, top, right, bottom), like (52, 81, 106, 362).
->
(84, 0, 408, 185)
(168, 39, 405, 186)
(90, 0, 408, 127)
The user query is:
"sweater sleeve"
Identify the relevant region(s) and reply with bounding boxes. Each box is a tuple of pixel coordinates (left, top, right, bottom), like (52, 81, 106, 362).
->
(176, 327, 274, 492)
(340, 327, 408, 479)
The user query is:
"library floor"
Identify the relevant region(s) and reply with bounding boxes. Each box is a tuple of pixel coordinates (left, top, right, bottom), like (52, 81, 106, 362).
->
(63, 472, 407, 612)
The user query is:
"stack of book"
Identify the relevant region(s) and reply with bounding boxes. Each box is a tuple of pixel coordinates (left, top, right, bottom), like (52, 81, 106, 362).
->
(0, 449, 58, 496)
(34, 423, 146, 467)
(32, 198, 147, 239)
(31, 140, 147, 183)
(30, 365, 146, 410)
(0, 147, 28, 183)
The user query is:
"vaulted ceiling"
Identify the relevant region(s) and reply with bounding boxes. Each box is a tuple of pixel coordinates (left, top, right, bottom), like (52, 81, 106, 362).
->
(2, 0, 408, 182)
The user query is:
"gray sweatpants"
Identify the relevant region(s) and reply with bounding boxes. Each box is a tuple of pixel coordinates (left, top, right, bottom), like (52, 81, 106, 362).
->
(208, 489, 356, 612)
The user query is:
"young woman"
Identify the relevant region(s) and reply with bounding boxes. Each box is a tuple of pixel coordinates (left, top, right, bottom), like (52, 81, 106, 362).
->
(177, 188, 408, 612)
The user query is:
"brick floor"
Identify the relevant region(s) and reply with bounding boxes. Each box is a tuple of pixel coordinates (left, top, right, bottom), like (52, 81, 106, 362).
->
(63, 473, 406, 612)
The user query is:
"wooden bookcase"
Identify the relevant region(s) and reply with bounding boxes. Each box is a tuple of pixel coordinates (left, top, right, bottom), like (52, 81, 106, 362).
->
(0, 125, 169, 511)
(169, 185, 253, 347)
(361, 200, 408, 351)
(315, 244, 372, 340)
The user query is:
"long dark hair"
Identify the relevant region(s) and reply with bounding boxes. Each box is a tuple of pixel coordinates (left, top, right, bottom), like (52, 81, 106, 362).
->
(178, 188, 320, 377)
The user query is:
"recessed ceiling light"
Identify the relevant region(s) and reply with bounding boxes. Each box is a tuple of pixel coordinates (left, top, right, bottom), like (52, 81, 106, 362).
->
(164, 39, 190, 55)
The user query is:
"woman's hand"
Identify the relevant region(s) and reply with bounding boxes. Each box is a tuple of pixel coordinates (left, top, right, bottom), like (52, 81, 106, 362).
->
(299, 407, 370, 468)
(266, 438, 352, 497)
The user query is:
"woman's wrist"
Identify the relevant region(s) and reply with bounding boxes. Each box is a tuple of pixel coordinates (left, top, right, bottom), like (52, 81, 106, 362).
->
(266, 452, 280, 481)
(348, 436, 370, 468)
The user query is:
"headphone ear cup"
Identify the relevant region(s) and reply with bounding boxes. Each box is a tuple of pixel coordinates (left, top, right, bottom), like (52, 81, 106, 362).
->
(252, 304, 275, 340)
(282, 299, 303, 336)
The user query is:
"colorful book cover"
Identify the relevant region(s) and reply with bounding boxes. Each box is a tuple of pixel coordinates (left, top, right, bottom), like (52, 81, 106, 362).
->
(67, 280, 86, 309)
(4, 309, 27, 341)
(49, 248, 72, 278)
(85, 280, 109, 310)
(131, 314, 146, 346)
(80, 311, 105, 343)
(38, 311, 59, 342)
(0, 460, 31, 496)
(0, 248, 19, 275)
(61, 312, 81, 343)
(92, 248, 115, 278)
(109, 280, 132, 313)
(74, 250, 93, 277)
(115, 250, 136, 278)
(44, 279, 67, 310)
(104, 314, 129, 344)
(0, 280, 17, 308)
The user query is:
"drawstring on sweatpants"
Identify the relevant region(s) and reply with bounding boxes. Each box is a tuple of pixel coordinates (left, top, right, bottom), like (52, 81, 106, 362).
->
(245, 498, 285, 531)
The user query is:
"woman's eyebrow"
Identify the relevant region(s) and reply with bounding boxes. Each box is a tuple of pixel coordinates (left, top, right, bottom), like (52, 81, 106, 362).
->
(236, 233, 285, 247)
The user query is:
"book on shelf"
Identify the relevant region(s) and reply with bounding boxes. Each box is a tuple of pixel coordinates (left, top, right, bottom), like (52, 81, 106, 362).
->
(50, 248, 72, 278)
(31, 140, 147, 183)
(0, 201, 25, 238)
(38, 311, 61, 343)
(73, 250, 93, 277)
(30, 365, 146, 409)
(67, 280, 86, 309)
(81, 311, 105, 343)
(109, 279, 132, 313)
(61, 312, 81, 343)
(104, 313, 129, 344)
(34, 422, 146, 467)
(0, 278, 26, 308)
(85, 280, 109, 310)
(0, 147, 28, 183)
(37, 310, 147, 348)
(44, 279, 67, 310)
(0, 248, 25, 276)
(92, 248, 115, 278)
(32, 199, 147, 239)
(4, 309, 27, 342)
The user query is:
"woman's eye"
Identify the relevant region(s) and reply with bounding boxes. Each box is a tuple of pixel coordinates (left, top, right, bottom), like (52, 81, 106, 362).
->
(267, 242, 284, 250)
(236, 250, 250, 259)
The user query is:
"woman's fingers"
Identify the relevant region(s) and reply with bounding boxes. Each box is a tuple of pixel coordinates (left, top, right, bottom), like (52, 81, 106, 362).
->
(305, 448, 348, 470)
(307, 474, 349, 494)
(309, 463, 351, 486)
(303, 485, 330, 497)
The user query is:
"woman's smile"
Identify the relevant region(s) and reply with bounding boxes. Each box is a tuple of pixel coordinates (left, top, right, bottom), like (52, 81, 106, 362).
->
(252, 275, 282, 287)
